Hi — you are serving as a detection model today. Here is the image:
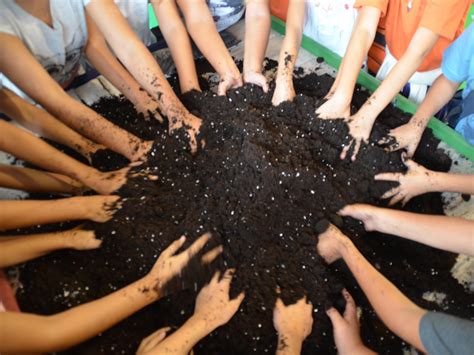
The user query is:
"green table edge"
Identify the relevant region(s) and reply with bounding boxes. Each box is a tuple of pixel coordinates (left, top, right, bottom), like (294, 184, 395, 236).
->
(271, 17, 474, 161)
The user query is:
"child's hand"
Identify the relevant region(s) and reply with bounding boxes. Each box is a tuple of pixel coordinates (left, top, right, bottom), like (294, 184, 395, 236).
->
(326, 290, 372, 355)
(378, 121, 424, 157)
(273, 296, 313, 342)
(135, 95, 163, 124)
(316, 94, 350, 120)
(145, 233, 222, 294)
(272, 77, 295, 106)
(218, 72, 243, 96)
(193, 269, 245, 331)
(375, 154, 435, 206)
(316, 222, 352, 264)
(168, 111, 202, 154)
(338, 204, 381, 231)
(340, 114, 373, 161)
(243, 70, 269, 93)
(83, 195, 122, 222)
(87, 166, 130, 195)
(136, 327, 171, 355)
(67, 229, 102, 250)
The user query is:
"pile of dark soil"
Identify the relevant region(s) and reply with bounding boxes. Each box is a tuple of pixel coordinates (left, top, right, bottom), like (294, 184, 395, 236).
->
(15, 61, 472, 354)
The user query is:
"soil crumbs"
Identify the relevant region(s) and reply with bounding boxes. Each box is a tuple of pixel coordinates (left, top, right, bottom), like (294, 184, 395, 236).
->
(15, 62, 473, 354)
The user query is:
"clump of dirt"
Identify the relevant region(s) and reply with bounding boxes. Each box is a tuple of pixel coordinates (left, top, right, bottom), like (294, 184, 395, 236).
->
(15, 63, 471, 355)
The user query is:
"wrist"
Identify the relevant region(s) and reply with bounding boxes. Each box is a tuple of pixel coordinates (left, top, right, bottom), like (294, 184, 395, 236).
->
(137, 275, 162, 302)
(187, 314, 215, 335)
(277, 333, 304, 354)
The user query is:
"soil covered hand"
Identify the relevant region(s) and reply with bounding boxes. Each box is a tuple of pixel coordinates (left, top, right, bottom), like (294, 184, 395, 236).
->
(340, 114, 373, 161)
(243, 70, 269, 93)
(273, 296, 313, 350)
(145, 233, 222, 294)
(136, 327, 171, 355)
(193, 269, 245, 331)
(378, 121, 424, 157)
(169, 111, 203, 155)
(87, 166, 130, 195)
(316, 222, 352, 264)
(135, 95, 163, 124)
(327, 290, 374, 355)
(375, 154, 434, 206)
(218, 72, 243, 96)
(316, 94, 350, 120)
(338, 204, 381, 232)
(66, 228, 102, 250)
(83, 195, 122, 223)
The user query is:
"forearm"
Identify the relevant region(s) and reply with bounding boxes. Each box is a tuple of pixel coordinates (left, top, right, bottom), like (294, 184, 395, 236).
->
(0, 164, 82, 194)
(0, 277, 158, 353)
(0, 197, 89, 231)
(431, 172, 474, 195)
(340, 239, 426, 351)
(276, 334, 303, 355)
(244, 0, 270, 74)
(147, 316, 210, 355)
(373, 208, 474, 256)
(0, 231, 71, 268)
(153, 0, 200, 93)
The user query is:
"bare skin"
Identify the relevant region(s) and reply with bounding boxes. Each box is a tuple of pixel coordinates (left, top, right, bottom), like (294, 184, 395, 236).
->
(85, 0, 202, 153)
(316, 223, 427, 352)
(0, 234, 221, 353)
(0, 164, 84, 194)
(272, 0, 305, 106)
(378, 75, 460, 157)
(0, 120, 130, 195)
(273, 295, 313, 355)
(339, 203, 474, 256)
(0, 88, 103, 162)
(375, 154, 474, 206)
(138, 270, 244, 355)
(0, 228, 101, 268)
(326, 290, 376, 355)
(0, 195, 121, 231)
(243, 0, 271, 93)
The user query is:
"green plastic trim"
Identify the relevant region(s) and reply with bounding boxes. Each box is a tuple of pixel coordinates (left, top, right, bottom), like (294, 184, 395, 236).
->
(149, 3, 158, 28)
(271, 16, 474, 161)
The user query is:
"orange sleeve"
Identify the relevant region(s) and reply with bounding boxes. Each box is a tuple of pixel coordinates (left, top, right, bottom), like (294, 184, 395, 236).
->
(354, 0, 388, 17)
(419, 0, 471, 40)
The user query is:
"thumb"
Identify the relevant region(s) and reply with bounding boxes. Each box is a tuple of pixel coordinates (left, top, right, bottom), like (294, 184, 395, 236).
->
(326, 307, 345, 329)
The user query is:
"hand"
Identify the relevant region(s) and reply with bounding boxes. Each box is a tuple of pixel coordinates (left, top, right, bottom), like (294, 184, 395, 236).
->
(145, 233, 223, 294)
(83, 195, 122, 223)
(218, 72, 243, 96)
(378, 121, 424, 157)
(273, 296, 313, 341)
(316, 223, 352, 264)
(327, 290, 371, 355)
(243, 70, 269, 93)
(375, 154, 435, 206)
(169, 111, 203, 155)
(340, 114, 373, 161)
(136, 327, 171, 355)
(193, 269, 245, 331)
(135, 95, 163, 123)
(272, 77, 295, 106)
(87, 166, 130, 195)
(65, 228, 102, 250)
(130, 139, 153, 162)
(316, 94, 350, 120)
(338, 204, 381, 232)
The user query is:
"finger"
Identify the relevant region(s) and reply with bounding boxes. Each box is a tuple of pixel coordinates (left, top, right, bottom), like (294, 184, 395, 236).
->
(326, 307, 344, 328)
(260, 80, 269, 93)
(218, 81, 228, 96)
(387, 142, 401, 152)
(275, 297, 285, 310)
(342, 289, 357, 322)
(141, 327, 171, 350)
(337, 205, 354, 216)
(201, 245, 223, 264)
(182, 232, 212, 259)
(162, 235, 186, 258)
(351, 139, 362, 161)
(374, 172, 402, 182)
(377, 136, 391, 145)
(380, 187, 399, 199)
(210, 271, 221, 286)
(230, 291, 245, 310)
(129, 161, 144, 168)
(340, 141, 353, 160)
(401, 195, 412, 207)
(402, 157, 417, 170)
(388, 193, 404, 206)
(153, 110, 164, 124)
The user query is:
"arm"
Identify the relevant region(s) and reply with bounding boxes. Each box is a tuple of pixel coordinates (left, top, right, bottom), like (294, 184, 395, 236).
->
(273, 296, 313, 355)
(375, 157, 474, 205)
(0, 195, 119, 231)
(85, 0, 202, 153)
(0, 164, 83, 194)
(84, 14, 162, 122)
(0, 34, 150, 162)
(316, 223, 427, 352)
(379, 74, 461, 156)
(340, 204, 474, 256)
(272, 0, 305, 106)
(0, 234, 218, 353)
(342, 27, 439, 160)
(0, 229, 101, 268)
(0, 120, 128, 195)
(243, 0, 271, 92)
(0, 88, 102, 161)
(176, 0, 242, 96)
(151, 0, 200, 93)
(139, 270, 244, 355)
(316, 6, 381, 119)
